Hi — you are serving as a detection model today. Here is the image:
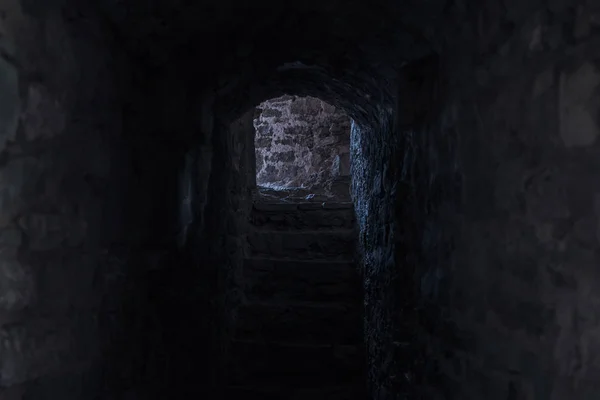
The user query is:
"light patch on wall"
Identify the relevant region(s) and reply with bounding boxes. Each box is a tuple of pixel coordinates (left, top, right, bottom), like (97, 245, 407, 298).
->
(0, 57, 20, 154)
(253, 95, 351, 191)
(177, 152, 195, 248)
(21, 83, 65, 141)
(0, 0, 26, 57)
(559, 62, 600, 148)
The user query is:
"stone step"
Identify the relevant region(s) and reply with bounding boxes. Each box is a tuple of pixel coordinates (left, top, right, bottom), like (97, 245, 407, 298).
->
(235, 302, 363, 344)
(243, 257, 361, 303)
(251, 203, 355, 230)
(247, 230, 355, 260)
(225, 384, 367, 399)
(227, 340, 365, 386)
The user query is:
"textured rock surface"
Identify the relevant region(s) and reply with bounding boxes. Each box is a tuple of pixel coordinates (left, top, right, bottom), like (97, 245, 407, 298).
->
(0, 1, 143, 397)
(350, 9, 600, 399)
(254, 96, 351, 190)
(0, 2, 255, 397)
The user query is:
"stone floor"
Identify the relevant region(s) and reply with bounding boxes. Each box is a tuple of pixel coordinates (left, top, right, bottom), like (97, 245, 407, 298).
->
(225, 187, 366, 399)
(254, 176, 351, 204)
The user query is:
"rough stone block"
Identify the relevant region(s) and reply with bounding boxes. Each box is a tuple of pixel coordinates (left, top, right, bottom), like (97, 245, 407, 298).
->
(0, 315, 98, 386)
(0, 56, 20, 154)
(336, 152, 351, 176)
(243, 258, 360, 303)
(0, 0, 26, 57)
(0, 256, 34, 314)
(0, 385, 25, 400)
(0, 226, 23, 248)
(17, 214, 88, 251)
(21, 83, 66, 141)
(574, 5, 593, 39)
(247, 230, 355, 260)
(0, 158, 42, 228)
(296, 202, 324, 210)
(228, 340, 364, 386)
(253, 202, 299, 212)
(559, 62, 600, 147)
(322, 202, 353, 210)
(236, 302, 362, 344)
(15, 361, 106, 400)
(532, 68, 554, 97)
(225, 384, 366, 400)
(32, 252, 99, 315)
(251, 208, 355, 230)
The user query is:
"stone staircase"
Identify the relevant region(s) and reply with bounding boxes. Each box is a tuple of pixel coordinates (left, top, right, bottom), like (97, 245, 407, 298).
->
(225, 200, 366, 399)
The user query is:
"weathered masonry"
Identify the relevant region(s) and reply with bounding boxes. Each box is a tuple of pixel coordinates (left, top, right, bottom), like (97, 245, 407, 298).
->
(254, 95, 351, 192)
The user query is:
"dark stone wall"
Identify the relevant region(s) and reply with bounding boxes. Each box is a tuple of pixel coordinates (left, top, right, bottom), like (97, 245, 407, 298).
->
(440, 6, 600, 397)
(0, 2, 222, 398)
(183, 109, 255, 397)
(351, 3, 600, 399)
(352, 56, 461, 399)
(0, 1, 137, 397)
(254, 95, 351, 189)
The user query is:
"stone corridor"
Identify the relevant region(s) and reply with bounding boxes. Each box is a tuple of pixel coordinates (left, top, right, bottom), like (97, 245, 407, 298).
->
(2, 0, 600, 399)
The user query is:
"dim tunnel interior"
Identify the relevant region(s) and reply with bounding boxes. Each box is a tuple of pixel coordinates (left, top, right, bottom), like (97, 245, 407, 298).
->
(2, 0, 600, 399)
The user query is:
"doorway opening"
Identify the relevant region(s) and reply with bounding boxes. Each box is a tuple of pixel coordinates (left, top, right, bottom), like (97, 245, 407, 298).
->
(253, 95, 352, 202)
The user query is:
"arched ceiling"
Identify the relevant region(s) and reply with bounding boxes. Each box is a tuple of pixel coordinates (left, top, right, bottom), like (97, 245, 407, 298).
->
(95, 0, 450, 123)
